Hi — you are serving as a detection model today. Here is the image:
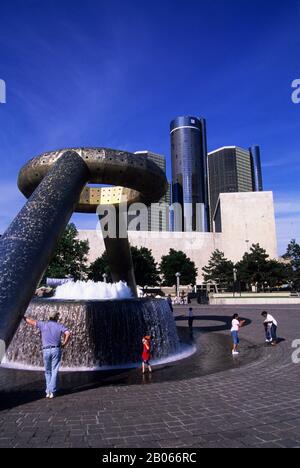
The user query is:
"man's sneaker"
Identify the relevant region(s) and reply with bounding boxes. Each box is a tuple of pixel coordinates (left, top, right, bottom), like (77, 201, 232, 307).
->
(49, 393, 54, 399)
(232, 351, 239, 355)
(46, 393, 50, 399)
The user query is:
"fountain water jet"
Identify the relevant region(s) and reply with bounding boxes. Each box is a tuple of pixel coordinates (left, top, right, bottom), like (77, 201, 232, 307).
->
(54, 280, 133, 301)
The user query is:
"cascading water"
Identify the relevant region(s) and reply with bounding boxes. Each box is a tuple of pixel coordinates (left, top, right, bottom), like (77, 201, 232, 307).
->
(2, 281, 187, 371)
(54, 280, 132, 300)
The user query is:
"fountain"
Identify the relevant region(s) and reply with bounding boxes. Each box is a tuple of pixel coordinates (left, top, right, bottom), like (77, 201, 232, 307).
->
(0, 148, 184, 371)
(54, 280, 133, 301)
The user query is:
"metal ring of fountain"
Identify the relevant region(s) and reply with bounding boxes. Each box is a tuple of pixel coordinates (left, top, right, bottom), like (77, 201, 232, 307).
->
(18, 147, 168, 212)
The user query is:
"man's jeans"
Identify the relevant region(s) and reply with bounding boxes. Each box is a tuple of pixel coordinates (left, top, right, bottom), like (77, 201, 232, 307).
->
(43, 348, 62, 394)
(265, 326, 272, 341)
(271, 324, 278, 342)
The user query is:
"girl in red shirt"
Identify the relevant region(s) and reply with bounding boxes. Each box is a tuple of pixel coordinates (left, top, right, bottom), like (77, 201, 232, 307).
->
(142, 336, 152, 374)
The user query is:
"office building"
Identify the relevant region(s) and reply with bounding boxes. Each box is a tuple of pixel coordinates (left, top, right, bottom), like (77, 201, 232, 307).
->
(131, 151, 170, 232)
(208, 146, 255, 228)
(79, 192, 278, 284)
(170, 116, 209, 232)
(250, 145, 264, 192)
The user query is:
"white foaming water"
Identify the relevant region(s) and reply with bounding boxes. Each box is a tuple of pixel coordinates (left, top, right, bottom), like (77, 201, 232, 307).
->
(1, 344, 196, 372)
(53, 280, 133, 301)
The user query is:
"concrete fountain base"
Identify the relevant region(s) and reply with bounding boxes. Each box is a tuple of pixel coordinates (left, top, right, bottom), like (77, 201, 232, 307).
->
(3, 298, 182, 371)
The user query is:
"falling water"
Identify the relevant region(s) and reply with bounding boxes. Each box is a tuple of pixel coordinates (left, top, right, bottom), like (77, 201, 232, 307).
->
(4, 298, 182, 371)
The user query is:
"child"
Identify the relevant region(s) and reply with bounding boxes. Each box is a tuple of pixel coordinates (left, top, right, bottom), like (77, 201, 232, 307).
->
(142, 336, 152, 374)
(231, 314, 246, 355)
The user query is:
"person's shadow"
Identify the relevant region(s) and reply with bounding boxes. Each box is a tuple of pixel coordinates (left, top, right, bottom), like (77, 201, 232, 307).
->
(175, 315, 252, 333)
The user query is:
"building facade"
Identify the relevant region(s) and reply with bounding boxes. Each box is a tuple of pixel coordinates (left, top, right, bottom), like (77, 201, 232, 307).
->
(208, 146, 255, 227)
(170, 116, 209, 232)
(131, 151, 170, 232)
(79, 192, 278, 284)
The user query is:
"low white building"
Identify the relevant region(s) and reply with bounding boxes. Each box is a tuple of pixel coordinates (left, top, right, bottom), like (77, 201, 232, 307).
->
(78, 191, 278, 283)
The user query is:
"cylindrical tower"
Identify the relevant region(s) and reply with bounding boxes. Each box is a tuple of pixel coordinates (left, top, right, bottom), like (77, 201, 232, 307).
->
(250, 145, 263, 192)
(170, 116, 209, 232)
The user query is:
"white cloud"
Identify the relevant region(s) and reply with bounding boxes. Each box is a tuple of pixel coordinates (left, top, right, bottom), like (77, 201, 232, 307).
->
(275, 201, 300, 216)
(276, 215, 300, 254)
(262, 151, 300, 169)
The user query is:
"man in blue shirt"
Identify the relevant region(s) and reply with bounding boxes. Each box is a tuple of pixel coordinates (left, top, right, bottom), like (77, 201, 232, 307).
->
(24, 311, 71, 399)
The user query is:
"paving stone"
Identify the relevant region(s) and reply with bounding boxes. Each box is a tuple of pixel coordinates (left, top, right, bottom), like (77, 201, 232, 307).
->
(1, 305, 300, 448)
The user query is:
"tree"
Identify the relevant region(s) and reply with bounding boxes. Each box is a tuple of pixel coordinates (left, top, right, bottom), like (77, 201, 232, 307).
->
(236, 244, 270, 291)
(88, 247, 160, 286)
(160, 249, 197, 286)
(131, 247, 160, 287)
(283, 239, 300, 266)
(263, 259, 292, 289)
(88, 252, 112, 282)
(44, 224, 89, 281)
(202, 250, 234, 290)
(283, 239, 300, 290)
(236, 243, 291, 291)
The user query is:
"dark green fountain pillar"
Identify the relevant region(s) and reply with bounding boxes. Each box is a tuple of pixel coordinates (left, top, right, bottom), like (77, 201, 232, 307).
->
(0, 151, 90, 352)
(100, 207, 137, 297)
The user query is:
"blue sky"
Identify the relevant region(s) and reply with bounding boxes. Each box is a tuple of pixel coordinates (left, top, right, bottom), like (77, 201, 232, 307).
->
(0, 0, 299, 254)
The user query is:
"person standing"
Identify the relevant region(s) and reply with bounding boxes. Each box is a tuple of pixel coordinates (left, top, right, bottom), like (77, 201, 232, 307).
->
(167, 295, 173, 313)
(24, 311, 71, 398)
(141, 336, 152, 374)
(261, 311, 278, 345)
(188, 307, 194, 330)
(180, 290, 186, 305)
(264, 322, 272, 343)
(231, 313, 245, 355)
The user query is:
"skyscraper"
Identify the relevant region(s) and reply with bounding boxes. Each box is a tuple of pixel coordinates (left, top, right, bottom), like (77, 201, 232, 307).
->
(132, 151, 170, 231)
(250, 145, 263, 192)
(208, 146, 256, 228)
(170, 116, 209, 232)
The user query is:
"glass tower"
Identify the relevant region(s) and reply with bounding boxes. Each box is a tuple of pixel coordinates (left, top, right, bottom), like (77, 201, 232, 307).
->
(208, 146, 255, 229)
(250, 145, 263, 192)
(170, 116, 209, 232)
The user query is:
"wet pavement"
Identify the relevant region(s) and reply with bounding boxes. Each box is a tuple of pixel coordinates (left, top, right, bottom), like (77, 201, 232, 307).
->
(0, 304, 299, 448)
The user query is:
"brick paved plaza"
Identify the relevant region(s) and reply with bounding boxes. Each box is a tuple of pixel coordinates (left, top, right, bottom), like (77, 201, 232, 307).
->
(0, 304, 299, 448)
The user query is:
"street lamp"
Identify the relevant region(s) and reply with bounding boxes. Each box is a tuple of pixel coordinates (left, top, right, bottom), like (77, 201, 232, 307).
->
(103, 273, 108, 283)
(233, 267, 237, 297)
(245, 240, 250, 253)
(175, 272, 181, 297)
